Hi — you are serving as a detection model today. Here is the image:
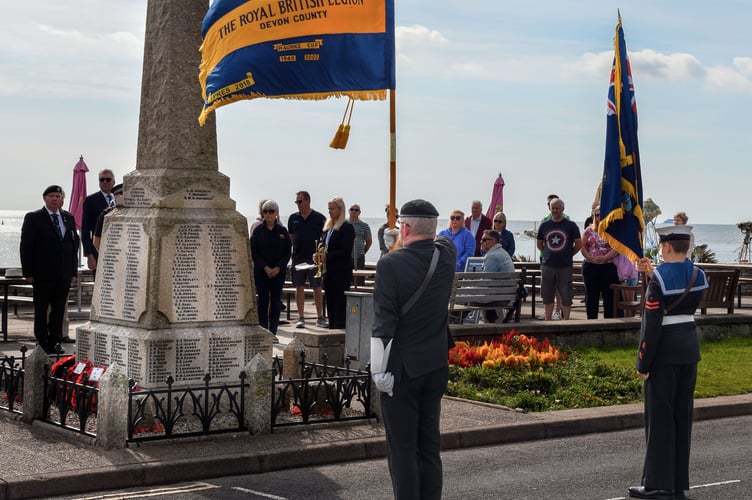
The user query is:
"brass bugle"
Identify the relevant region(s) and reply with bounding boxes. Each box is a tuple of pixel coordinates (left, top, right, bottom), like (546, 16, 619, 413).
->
(314, 242, 327, 278)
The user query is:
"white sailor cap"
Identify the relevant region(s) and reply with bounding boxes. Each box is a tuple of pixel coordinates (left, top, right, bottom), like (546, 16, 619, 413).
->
(656, 225, 693, 242)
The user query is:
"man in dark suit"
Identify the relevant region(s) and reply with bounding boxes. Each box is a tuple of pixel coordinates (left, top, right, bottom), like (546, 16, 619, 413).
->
(371, 199, 456, 500)
(20, 185, 80, 354)
(81, 169, 116, 275)
(464, 199, 492, 256)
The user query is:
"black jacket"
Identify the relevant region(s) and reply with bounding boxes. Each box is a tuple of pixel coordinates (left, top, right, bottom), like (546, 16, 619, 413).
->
(372, 237, 456, 381)
(81, 191, 109, 257)
(20, 207, 79, 282)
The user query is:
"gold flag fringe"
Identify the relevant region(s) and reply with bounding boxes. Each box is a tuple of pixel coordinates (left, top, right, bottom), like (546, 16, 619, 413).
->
(197, 88, 385, 126)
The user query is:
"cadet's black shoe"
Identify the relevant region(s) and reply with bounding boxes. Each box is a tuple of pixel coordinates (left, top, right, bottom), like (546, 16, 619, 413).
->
(61, 336, 76, 343)
(627, 486, 673, 499)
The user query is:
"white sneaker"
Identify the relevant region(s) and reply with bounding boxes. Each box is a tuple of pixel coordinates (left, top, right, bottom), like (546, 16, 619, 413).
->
(552, 311, 561, 320)
(295, 318, 305, 329)
(316, 316, 329, 328)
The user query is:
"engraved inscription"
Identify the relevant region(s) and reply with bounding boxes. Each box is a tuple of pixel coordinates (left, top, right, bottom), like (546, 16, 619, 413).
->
(208, 337, 243, 379)
(159, 223, 251, 323)
(147, 340, 173, 385)
(95, 220, 148, 321)
(127, 338, 143, 381)
(111, 336, 127, 367)
(175, 338, 204, 382)
(128, 185, 152, 207)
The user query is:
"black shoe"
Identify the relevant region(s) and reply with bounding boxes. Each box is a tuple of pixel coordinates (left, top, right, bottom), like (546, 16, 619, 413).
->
(627, 486, 673, 499)
(674, 491, 694, 500)
(44, 345, 65, 355)
(61, 336, 76, 343)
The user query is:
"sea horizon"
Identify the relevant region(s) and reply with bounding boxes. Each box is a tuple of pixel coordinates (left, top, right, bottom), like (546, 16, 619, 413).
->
(1, 209, 750, 268)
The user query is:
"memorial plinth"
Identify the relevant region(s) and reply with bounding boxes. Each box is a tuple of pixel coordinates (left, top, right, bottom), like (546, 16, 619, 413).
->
(75, 0, 271, 389)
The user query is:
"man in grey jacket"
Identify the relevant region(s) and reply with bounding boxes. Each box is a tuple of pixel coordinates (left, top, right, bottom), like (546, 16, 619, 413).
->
(371, 199, 456, 500)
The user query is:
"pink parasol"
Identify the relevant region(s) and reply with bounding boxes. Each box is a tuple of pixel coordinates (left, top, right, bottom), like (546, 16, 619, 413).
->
(486, 173, 505, 219)
(68, 155, 88, 230)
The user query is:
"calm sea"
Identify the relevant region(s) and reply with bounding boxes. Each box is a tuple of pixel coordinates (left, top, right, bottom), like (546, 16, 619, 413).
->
(1, 210, 748, 268)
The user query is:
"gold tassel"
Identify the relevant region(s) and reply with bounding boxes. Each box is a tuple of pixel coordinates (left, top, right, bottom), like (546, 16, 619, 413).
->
(329, 98, 354, 149)
(329, 124, 344, 149)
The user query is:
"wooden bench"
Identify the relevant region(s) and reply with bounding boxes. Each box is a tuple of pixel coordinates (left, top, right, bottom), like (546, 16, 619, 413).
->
(699, 269, 740, 314)
(448, 270, 526, 323)
(282, 286, 326, 320)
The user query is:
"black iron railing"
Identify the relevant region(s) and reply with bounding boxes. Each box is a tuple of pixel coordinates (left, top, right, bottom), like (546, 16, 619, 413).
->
(0, 346, 26, 415)
(271, 353, 372, 428)
(127, 373, 247, 443)
(43, 363, 98, 437)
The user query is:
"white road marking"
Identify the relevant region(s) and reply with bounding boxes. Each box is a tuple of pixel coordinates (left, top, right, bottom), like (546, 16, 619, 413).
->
(232, 486, 289, 499)
(73, 481, 220, 499)
(690, 479, 742, 490)
(603, 479, 742, 500)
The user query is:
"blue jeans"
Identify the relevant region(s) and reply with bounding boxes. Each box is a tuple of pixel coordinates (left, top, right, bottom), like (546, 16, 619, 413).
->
(255, 272, 285, 333)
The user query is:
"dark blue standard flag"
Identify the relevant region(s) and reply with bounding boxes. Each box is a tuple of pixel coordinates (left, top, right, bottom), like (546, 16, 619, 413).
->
(598, 13, 644, 262)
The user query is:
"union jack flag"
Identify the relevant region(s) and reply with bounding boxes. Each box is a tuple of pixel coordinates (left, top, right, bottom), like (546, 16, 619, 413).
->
(598, 13, 644, 262)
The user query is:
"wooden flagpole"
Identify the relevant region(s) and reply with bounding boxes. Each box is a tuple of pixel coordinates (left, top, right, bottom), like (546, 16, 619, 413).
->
(389, 89, 396, 229)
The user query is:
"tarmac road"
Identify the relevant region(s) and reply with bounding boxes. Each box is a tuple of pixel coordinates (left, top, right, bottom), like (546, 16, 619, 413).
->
(44, 415, 752, 500)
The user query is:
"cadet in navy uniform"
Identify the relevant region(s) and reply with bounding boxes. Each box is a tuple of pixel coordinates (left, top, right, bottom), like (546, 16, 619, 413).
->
(20, 185, 80, 354)
(628, 225, 708, 500)
(370, 199, 456, 500)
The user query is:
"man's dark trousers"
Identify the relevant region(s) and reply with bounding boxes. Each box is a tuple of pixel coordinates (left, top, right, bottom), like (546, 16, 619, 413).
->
(381, 366, 448, 500)
(32, 278, 70, 349)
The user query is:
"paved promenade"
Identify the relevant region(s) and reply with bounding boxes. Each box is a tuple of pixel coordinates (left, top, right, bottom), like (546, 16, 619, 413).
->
(2, 307, 752, 499)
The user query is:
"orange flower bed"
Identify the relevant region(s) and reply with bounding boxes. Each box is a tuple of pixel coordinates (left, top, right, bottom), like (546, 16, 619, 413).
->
(448, 330, 565, 370)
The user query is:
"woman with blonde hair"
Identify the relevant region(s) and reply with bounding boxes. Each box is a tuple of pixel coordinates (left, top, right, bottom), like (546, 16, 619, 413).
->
(438, 209, 475, 271)
(318, 196, 355, 329)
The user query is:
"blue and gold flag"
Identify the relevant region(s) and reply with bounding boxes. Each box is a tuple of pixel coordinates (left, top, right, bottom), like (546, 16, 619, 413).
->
(198, 0, 395, 125)
(598, 14, 644, 262)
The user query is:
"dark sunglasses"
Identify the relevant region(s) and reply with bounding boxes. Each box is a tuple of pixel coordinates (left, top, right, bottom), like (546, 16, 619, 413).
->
(99, 177, 113, 182)
(294, 200, 303, 204)
(349, 208, 360, 212)
(493, 219, 505, 223)
(262, 209, 276, 214)
(481, 238, 494, 242)
(450, 215, 462, 221)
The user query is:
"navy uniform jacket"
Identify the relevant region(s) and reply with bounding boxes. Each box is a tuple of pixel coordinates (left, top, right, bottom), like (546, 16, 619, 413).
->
(637, 260, 709, 372)
(372, 237, 456, 382)
(20, 208, 80, 282)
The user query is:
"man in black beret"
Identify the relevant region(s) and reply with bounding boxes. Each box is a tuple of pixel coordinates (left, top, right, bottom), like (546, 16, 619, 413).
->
(371, 198, 456, 499)
(20, 185, 80, 354)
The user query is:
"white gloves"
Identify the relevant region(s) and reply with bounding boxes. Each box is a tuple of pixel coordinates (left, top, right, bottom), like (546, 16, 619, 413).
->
(371, 337, 394, 396)
(372, 372, 394, 396)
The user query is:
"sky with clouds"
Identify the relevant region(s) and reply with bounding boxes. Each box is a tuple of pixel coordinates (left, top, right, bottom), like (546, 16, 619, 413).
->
(1, 0, 750, 225)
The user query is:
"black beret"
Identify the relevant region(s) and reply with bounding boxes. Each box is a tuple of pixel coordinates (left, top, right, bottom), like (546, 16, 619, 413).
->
(43, 185, 63, 196)
(112, 183, 124, 195)
(399, 199, 439, 218)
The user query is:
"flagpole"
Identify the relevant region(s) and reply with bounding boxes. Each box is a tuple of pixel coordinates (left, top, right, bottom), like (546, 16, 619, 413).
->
(389, 89, 396, 229)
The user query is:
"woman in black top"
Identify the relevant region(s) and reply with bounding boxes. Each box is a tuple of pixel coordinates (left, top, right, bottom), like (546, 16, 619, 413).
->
(250, 199, 291, 334)
(319, 196, 355, 329)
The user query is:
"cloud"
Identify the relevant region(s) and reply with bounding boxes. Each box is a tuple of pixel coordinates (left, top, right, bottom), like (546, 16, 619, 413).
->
(396, 24, 448, 45)
(577, 49, 705, 80)
(577, 48, 752, 92)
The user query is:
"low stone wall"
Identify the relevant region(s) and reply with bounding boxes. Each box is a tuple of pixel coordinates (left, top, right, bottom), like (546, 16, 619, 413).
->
(451, 315, 752, 348)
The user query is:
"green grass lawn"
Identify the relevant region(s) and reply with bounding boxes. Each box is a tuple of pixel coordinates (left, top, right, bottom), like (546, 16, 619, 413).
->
(446, 336, 752, 412)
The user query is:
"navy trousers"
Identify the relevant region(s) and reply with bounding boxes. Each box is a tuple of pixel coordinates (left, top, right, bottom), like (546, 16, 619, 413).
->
(381, 366, 448, 500)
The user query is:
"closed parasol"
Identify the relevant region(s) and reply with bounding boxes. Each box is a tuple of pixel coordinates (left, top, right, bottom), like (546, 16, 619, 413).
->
(486, 173, 505, 218)
(69, 155, 88, 230)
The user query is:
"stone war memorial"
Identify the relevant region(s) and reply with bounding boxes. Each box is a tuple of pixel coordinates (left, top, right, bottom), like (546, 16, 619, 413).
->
(75, 0, 272, 389)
